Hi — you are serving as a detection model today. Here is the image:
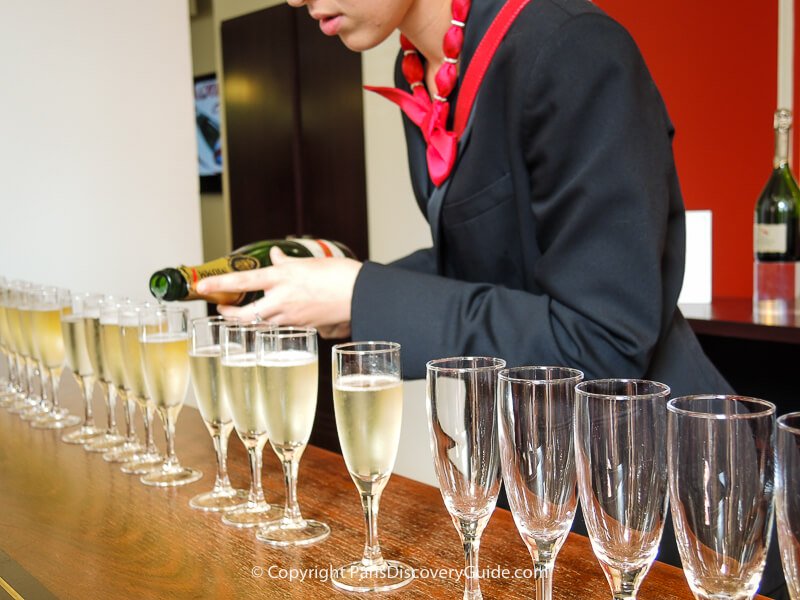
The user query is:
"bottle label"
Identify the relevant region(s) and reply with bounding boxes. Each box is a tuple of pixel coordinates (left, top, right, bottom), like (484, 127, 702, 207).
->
(754, 223, 788, 254)
(292, 238, 347, 258)
(177, 255, 260, 284)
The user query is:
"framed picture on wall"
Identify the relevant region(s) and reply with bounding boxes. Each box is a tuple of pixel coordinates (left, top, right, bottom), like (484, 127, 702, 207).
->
(194, 73, 222, 193)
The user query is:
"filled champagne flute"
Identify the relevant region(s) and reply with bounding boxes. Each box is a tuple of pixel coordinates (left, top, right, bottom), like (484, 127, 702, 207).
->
(0, 280, 21, 407)
(498, 366, 584, 600)
(427, 356, 505, 600)
(30, 287, 81, 429)
(187, 316, 247, 511)
(99, 299, 144, 462)
(60, 293, 104, 444)
(139, 305, 202, 487)
(17, 284, 47, 420)
(118, 302, 163, 474)
(332, 341, 413, 593)
(668, 396, 775, 600)
(254, 326, 329, 546)
(4, 282, 36, 413)
(219, 322, 280, 527)
(574, 379, 671, 600)
(83, 294, 126, 452)
(776, 412, 800, 600)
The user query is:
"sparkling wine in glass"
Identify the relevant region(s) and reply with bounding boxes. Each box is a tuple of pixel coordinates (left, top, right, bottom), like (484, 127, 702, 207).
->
(254, 326, 329, 546)
(0, 278, 20, 407)
(4, 282, 38, 414)
(668, 395, 775, 600)
(331, 341, 414, 592)
(427, 356, 505, 600)
(777, 412, 800, 600)
(118, 302, 163, 474)
(498, 366, 584, 600)
(139, 305, 202, 487)
(219, 323, 280, 527)
(83, 294, 127, 453)
(187, 316, 247, 511)
(17, 284, 48, 421)
(574, 379, 670, 600)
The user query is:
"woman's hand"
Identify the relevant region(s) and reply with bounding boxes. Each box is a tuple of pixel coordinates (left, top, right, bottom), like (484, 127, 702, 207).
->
(195, 246, 362, 339)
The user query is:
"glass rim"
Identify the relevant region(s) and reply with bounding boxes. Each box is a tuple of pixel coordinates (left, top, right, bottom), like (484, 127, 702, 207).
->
(333, 341, 400, 355)
(219, 321, 271, 332)
(574, 378, 670, 400)
(426, 356, 506, 373)
(256, 325, 317, 338)
(778, 412, 800, 435)
(667, 395, 776, 420)
(499, 365, 584, 384)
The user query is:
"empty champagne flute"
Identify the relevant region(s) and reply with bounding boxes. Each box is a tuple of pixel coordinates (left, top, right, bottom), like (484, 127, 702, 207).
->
(498, 366, 584, 600)
(426, 356, 505, 600)
(188, 316, 247, 511)
(668, 395, 775, 600)
(219, 322, 280, 526)
(331, 341, 413, 592)
(139, 305, 202, 487)
(118, 302, 163, 474)
(254, 326, 329, 546)
(574, 379, 670, 600)
(60, 293, 104, 444)
(777, 412, 800, 600)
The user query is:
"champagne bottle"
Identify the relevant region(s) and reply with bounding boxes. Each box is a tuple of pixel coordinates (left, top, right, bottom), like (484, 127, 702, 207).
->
(754, 109, 800, 317)
(149, 238, 355, 305)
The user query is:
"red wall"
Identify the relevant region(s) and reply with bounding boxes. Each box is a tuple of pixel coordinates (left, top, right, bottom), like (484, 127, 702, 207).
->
(597, 1, 790, 298)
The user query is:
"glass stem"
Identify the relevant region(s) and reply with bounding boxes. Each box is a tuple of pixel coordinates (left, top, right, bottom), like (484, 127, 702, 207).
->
(37, 362, 49, 409)
(105, 382, 118, 432)
(119, 389, 136, 441)
(162, 409, 178, 470)
(48, 368, 61, 413)
(211, 430, 232, 491)
(246, 443, 266, 505)
(460, 519, 482, 600)
(143, 402, 158, 454)
(359, 490, 385, 567)
(534, 561, 555, 600)
(26, 359, 37, 400)
(16, 355, 26, 395)
(281, 450, 302, 523)
(80, 376, 95, 428)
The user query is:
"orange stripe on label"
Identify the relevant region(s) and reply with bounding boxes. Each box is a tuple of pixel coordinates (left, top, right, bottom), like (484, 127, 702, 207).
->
(316, 239, 334, 258)
(191, 268, 198, 283)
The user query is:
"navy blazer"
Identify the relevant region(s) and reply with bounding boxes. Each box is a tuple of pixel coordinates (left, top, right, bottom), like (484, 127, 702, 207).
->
(351, 0, 731, 398)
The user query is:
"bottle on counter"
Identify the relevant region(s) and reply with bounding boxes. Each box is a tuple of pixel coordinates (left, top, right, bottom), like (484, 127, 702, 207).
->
(150, 238, 355, 306)
(754, 108, 800, 320)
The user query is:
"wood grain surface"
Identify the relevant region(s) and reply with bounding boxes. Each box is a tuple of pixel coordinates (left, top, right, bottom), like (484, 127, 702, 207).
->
(0, 377, 764, 599)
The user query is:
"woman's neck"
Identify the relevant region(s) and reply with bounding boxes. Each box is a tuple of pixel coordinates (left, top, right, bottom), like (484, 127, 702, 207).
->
(400, 0, 452, 67)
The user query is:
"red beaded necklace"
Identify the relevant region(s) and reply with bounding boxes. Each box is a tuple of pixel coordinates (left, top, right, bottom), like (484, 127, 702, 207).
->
(365, 0, 472, 186)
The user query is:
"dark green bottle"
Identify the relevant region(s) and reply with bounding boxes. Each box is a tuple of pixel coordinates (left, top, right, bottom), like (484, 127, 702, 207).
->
(149, 238, 355, 305)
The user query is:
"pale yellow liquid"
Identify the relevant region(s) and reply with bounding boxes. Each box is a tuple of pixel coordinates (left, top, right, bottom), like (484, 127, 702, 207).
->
(220, 353, 267, 440)
(0, 305, 9, 349)
(6, 307, 26, 356)
(62, 316, 94, 378)
(19, 309, 39, 360)
(100, 323, 126, 389)
(31, 308, 66, 369)
(84, 317, 110, 383)
(257, 350, 317, 451)
(333, 374, 403, 483)
(140, 334, 190, 412)
(120, 324, 148, 405)
(189, 346, 232, 427)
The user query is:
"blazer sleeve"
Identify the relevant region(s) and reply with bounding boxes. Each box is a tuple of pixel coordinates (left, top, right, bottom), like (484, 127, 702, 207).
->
(351, 14, 680, 381)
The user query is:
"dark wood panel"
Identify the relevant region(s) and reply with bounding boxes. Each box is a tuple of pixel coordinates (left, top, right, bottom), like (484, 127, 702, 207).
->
(682, 298, 800, 344)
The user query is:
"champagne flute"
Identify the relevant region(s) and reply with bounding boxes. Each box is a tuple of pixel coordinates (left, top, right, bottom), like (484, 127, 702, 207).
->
(0, 280, 21, 407)
(332, 342, 413, 592)
(574, 379, 670, 600)
(118, 302, 163, 474)
(4, 282, 36, 414)
(426, 356, 505, 600)
(498, 366, 584, 600)
(219, 322, 281, 526)
(60, 293, 104, 444)
(777, 412, 800, 599)
(254, 326, 330, 546)
(668, 395, 775, 600)
(139, 305, 202, 487)
(188, 316, 247, 511)
(83, 294, 126, 452)
(99, 299, 144, 462)
(30, 287, 81, 429)
(17, 284, 47, 420)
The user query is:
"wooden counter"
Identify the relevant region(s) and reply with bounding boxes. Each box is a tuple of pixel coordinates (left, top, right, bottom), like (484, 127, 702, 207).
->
(682, 297, 800, 344)
(0, 383, 762, 599)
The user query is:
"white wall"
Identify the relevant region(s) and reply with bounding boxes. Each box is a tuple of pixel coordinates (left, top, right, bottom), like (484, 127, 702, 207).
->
(0, 0, 204, 307)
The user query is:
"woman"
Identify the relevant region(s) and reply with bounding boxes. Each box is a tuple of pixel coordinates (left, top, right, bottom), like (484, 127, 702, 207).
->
(197, 1, 786, 596)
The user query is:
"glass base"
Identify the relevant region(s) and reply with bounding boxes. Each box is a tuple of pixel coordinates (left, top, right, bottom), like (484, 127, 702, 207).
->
(102, 442, 144, 463)
(31, 412, 81, 429)
(221, 501, 281, 528)
(189, 488, 248, 512)
(84, 433, 126, 453)
(120, 452, 163, 475)
(256, 518, 330, 547)
(140, 465, 203, 487)
(20, 405, 49, 421)
(6, 398, 37, 414)
(332, 559, 415, 593)
(0, 390, 17, 407)
(62, 425, 105, 444)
